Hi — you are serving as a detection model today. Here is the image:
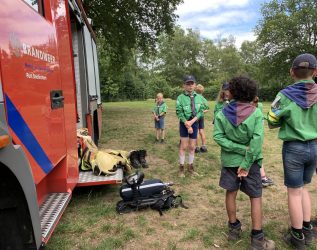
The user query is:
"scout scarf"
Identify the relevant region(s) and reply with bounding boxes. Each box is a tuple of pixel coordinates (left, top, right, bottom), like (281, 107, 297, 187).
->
(223, 101, 256, 127)
(281, 80, 317, 109)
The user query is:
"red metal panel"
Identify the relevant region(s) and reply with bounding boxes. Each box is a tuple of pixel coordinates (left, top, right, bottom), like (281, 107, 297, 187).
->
(0, 0, 67, 186)
(49, 0, 79, 191)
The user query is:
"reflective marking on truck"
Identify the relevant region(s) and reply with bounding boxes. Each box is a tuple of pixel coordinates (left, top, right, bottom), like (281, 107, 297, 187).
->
(5, 95, 53, 174)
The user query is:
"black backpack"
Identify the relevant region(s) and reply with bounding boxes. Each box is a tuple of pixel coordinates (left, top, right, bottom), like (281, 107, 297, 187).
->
(116, 171, 188, 215)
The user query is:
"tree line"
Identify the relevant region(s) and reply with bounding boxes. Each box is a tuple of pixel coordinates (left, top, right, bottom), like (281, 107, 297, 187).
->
(85, 0, 317, 102)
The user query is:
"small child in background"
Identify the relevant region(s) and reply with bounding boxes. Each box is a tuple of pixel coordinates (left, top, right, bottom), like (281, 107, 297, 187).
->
(152, 93, 167, 143)
(213, 82, 231, 123)
(195, 84, 209, 153)
(251, 97, 274, 187)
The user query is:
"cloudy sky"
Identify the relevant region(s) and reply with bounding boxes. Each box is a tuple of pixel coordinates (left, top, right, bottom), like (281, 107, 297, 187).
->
(176, 0, 266, 47)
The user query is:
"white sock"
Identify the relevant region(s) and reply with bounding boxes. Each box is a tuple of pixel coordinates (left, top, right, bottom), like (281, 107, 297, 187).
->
(179, 155, 185, 165)
(188, 153, 195, 164)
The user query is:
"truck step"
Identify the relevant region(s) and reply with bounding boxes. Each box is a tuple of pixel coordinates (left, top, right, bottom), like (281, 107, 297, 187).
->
(77, 168, 123, 187)
(40, 192, 71, 243)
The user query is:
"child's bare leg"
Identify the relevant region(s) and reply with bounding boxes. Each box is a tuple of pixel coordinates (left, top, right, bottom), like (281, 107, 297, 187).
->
(188, 139, 196, 155)
(196, 133, 200, 147)
(260, 166, 265, 177)
(200, 128, 206, 146)
(179, 138, 189, 159)
(161, 129, 165, 140)
(156, 129, 160, 140)
(288, 187, 304, 228)
(250, 197, 262, 230)
(302, 186, 311, 222)
(226, 190, 238, 223)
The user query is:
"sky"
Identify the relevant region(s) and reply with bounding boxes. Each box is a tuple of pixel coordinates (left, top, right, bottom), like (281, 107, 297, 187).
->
(176, 0, 266, 48)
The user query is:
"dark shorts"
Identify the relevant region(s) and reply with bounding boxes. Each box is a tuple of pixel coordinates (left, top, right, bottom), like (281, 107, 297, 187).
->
(179, 121, 198, 139)
(198, 117, 204, 129)
(154, 117, 165, 129)
(282, 140, 317, 188)
(219, 162, 262, 198)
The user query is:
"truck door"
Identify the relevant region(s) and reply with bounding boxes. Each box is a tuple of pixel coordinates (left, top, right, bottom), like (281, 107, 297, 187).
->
(0, 0, 66, 182)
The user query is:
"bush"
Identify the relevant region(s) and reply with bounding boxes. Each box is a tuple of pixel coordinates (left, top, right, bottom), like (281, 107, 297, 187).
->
(258, 86, 282, 101)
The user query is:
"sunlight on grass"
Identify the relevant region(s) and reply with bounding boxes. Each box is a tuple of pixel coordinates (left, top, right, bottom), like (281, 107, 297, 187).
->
(46, 100, 317, 250)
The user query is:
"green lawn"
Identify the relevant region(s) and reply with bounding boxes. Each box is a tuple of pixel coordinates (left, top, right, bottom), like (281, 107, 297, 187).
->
(46, 100, 317, 250)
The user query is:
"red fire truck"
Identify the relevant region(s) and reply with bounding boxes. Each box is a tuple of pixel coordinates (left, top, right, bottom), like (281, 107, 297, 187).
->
(0, 0, 123, 249)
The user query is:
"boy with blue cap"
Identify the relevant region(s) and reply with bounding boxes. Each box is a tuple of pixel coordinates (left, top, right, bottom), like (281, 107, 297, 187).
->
(176, 75, 206, 177)
(267, 53, 317, 249)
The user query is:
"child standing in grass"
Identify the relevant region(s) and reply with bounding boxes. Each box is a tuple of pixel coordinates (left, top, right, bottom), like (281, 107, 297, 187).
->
(251, 97, 274, 188)
(213, 82, 231, 123)
(213, 76, 275, 250)
(152, 93, 167, 143)
(176, 75, 205, 178)
(194, 84, 209, 153)
(267, 53, 317, 248)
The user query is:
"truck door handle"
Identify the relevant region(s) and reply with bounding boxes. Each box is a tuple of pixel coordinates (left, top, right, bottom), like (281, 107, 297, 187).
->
(50, 90, 64, 109)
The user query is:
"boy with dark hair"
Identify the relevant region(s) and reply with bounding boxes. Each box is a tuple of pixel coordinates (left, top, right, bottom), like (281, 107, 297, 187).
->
(213, 76, 275, 250)
(267, 53, 317, 249)
(176, 75, 206, 177)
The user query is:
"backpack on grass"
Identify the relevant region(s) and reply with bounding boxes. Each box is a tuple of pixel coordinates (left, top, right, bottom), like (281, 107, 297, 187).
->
(116, 171, 188, 215)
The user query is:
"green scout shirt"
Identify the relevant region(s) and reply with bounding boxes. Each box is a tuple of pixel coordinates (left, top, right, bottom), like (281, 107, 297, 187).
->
(213, 108, 264, 171)
(267, 81, 317, 141)
(200, 96, 210, 118)
(213, 102, 224, 120)
(153, 102, 167, 116)
(176, 92, 205, 123)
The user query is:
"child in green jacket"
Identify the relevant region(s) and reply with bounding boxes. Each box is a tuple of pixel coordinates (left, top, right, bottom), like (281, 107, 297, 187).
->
(213, 82, 231, 123)
(213, 76, 275, 250)
(267, 53, 317, 248)
(176, 75, 205, 177)
(152, 93, 167, 143)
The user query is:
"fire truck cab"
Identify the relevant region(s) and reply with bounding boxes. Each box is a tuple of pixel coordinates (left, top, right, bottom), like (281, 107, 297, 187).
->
(0, 1, 122, 249)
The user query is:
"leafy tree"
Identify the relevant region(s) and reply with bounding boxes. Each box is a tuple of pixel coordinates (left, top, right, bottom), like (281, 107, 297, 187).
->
(84, 0, 183, 65)
(255, 0, 317, 86)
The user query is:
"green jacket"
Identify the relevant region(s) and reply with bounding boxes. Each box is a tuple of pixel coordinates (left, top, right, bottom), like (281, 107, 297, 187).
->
(213, 108, 264, 171)
(176, 92, 206, 122)
(267, 81, 317, 141)
(153, 102, 167, 116)
(213, 102, 225, 120)
(200, 96, 210, 118)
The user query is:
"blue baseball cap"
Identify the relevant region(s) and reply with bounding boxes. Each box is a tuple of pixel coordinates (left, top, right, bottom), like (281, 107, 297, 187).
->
(184, 75, 196, 83)
(222, 82, 229, 90)
(292, 53, 317, 69)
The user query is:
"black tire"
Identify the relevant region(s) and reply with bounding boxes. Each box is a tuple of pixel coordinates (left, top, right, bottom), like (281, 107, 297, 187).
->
(116, 201, 134, 214)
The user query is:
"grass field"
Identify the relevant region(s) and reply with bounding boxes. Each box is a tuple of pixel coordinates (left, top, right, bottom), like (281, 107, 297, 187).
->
(46, 99, 317, 250)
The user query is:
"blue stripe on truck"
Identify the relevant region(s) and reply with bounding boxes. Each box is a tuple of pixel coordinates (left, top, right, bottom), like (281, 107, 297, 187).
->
(5, 95, 53, 174)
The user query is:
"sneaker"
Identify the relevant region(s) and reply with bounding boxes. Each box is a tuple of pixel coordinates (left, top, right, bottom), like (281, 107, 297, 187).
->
(200, 145, 208, 153)
(187, 164, 199, 176)
(312, 218, 317, 227)
(195, 147, 200, 153)
(228, 221, 242, 241)
(160, 139, 165, 143)
(178, 164, 185, 178)
(283, 230, 306, 250)
(250, 233, 275, 250)
(303, 225, 317, 245)
(261, 176, 274, 187)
